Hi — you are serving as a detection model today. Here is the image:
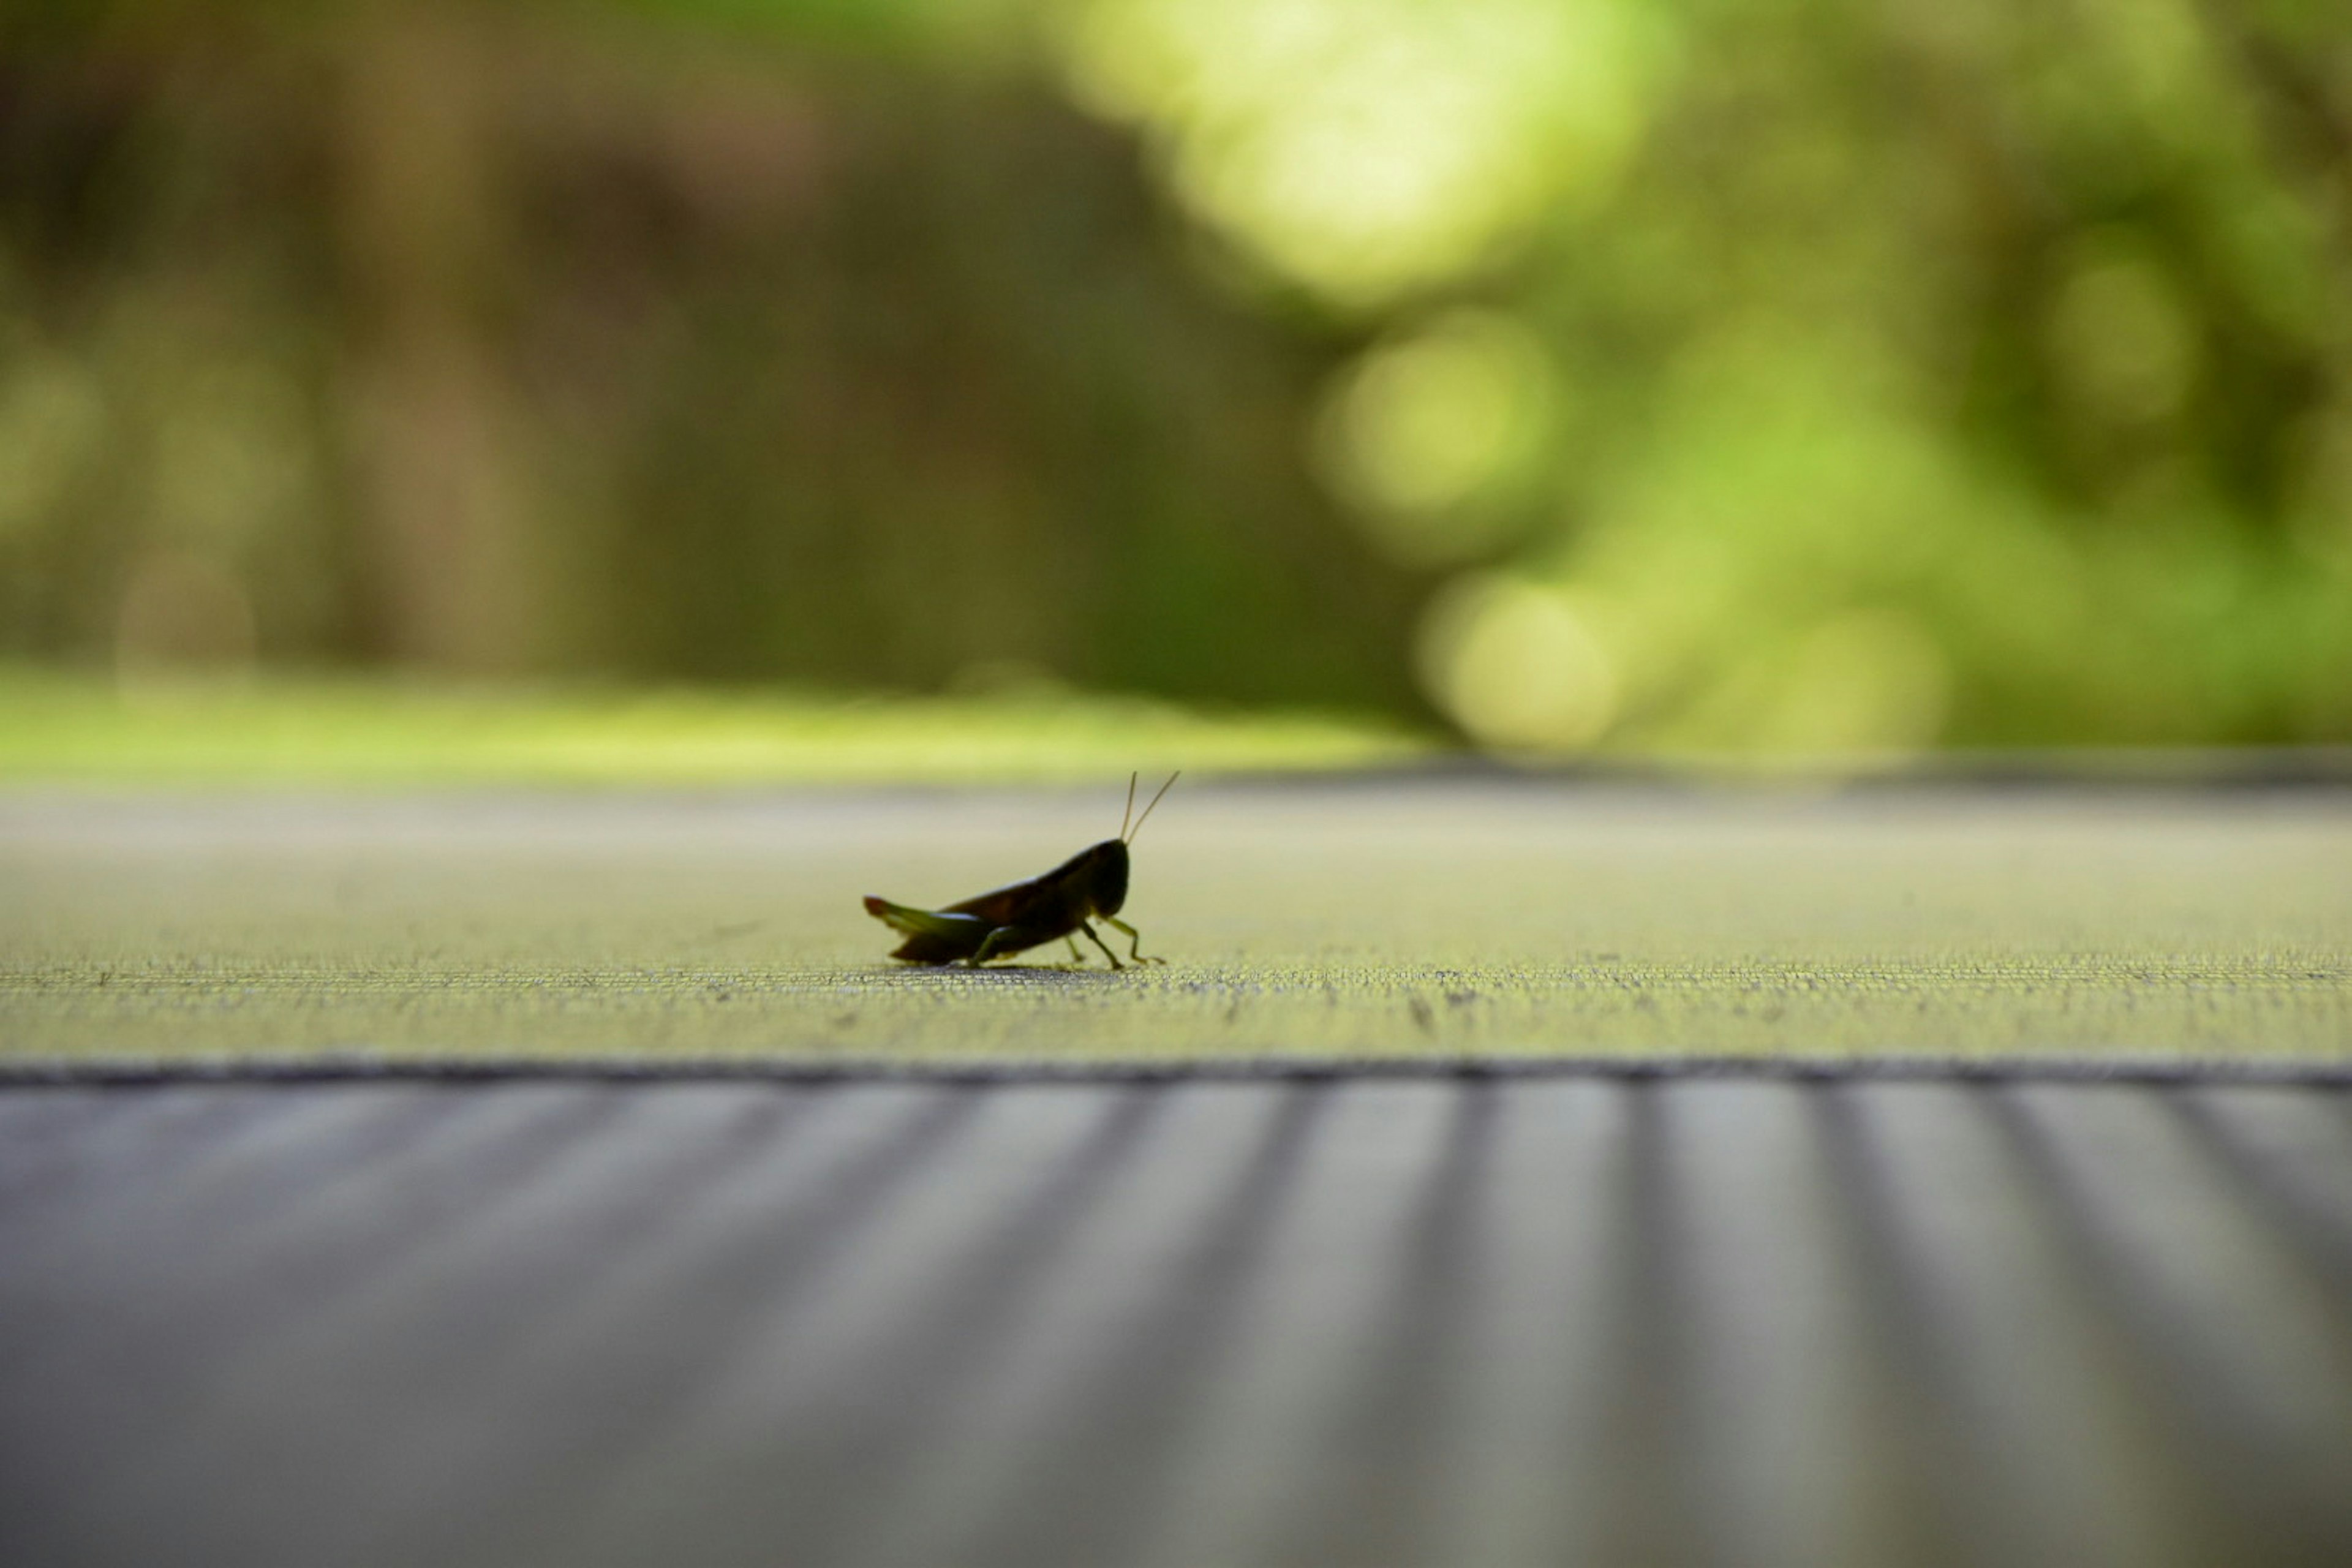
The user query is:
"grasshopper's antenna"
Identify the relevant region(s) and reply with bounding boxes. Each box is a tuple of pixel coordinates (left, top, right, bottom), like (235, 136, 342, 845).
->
(1125, 771, 1180, 844)
(1120, 771, 1137, 841)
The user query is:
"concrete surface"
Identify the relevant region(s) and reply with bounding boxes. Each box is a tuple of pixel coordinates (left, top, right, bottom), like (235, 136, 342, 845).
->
(4, 780, 2348, 1066)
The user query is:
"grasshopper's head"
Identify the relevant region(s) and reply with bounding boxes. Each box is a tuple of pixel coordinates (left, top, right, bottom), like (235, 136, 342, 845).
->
(1079, 838, 1130, 915)
(1090, 770, 1175, 917)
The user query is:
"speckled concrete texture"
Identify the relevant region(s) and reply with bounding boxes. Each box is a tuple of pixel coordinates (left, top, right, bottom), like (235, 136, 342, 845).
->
(4, 779, 2347, 1066)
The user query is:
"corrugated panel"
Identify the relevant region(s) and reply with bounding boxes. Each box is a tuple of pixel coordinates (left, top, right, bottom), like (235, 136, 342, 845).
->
(2, 1077, 2350, 1568)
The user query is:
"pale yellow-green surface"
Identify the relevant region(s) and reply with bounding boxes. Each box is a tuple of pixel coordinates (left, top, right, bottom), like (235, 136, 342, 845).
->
(2, 783, 2346, 1068)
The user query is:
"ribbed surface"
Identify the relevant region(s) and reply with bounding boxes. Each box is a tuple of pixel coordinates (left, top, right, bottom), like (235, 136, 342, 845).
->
(4, 1076, 2351, 1568)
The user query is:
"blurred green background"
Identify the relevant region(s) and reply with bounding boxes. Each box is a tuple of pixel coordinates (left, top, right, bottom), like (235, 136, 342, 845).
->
(2, 0, 2349, 773)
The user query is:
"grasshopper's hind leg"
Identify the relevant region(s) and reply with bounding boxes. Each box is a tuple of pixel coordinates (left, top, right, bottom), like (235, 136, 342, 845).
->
(1102, 916, 1163, 965)
(1076, 921, 1125, 970)
(968, 925, 1035, 967)
(968, 924, 1079, 968)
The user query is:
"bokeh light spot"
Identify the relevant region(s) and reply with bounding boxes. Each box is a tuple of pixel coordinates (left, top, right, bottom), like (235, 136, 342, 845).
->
(1760, 609, 1950, 756)
(1418, 573, 1619, 752)
(1061, 0, 1649, 307)
(1314, 309, 1553, 564)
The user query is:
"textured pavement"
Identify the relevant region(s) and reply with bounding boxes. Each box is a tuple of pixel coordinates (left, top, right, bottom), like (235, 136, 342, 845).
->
(4, 780, 2348, 1066)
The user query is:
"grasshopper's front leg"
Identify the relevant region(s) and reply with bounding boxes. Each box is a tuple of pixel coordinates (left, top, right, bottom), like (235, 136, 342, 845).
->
(1101, 916, 1163, 965)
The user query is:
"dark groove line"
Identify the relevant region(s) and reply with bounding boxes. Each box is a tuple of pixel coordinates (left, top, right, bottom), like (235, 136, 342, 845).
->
(756, 1088, 1167, 1568)
(312, 1091, 812, 1568)
(0, 1089, 279, 1231)
(1273, 1079, 1498, 1568)
(394, 1090, 815, 1477)
(184, 1087, 633, 1344)
(2165, 1090, 2352, 1311)
(959, 1083, 1328, 1568)
(1590, 1080, 1706, 1568)
(0, 1090, 116, 1152)
(6, 1052, 2351, 1090)
(1989, 1086, 2352, 1568)
(0, 1087, 635, 1568)
(71, 1090, 638, 1524)
(0, 1087, 461, 1390)
(1809, 1087, 1999, 1568)
(69, 1089, 446, 1248)
(497, 1085, 987, 1551)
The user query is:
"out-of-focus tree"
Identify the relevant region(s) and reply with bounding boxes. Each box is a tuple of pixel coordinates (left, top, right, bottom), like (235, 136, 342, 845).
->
(3, 0, 2349, 753)
(1068, 0, 2352, 752)
(0, 0, 1423, 712)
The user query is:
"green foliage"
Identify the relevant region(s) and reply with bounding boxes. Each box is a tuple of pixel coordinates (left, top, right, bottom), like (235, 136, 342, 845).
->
(1081, 0, 2352, 752)
(2, 0, 2347, 754)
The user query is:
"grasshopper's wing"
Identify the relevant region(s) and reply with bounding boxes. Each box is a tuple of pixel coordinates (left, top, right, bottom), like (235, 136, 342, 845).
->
(862, 896, 990, 964)
(938, 876, 1047, 927)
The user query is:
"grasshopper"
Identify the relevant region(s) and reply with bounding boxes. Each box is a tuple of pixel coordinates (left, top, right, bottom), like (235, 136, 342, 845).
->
(863, 772, 1178, 968)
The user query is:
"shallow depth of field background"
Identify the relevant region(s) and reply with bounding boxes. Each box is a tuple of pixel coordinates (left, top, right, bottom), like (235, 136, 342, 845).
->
(2, 0, 2350, 767)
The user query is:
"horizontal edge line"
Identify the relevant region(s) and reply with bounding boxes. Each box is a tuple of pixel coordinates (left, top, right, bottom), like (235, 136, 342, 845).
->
(2, 1052, 2350, 1090)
